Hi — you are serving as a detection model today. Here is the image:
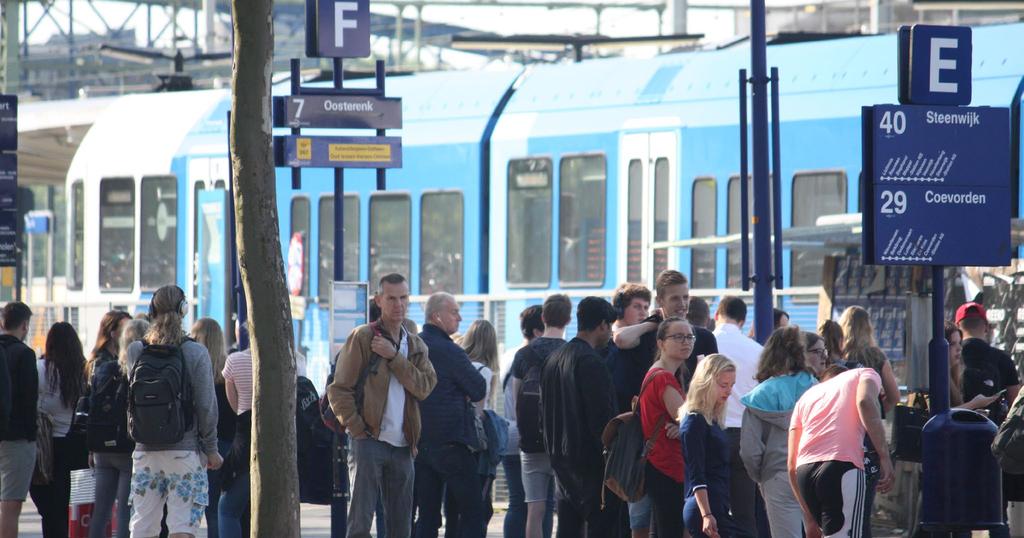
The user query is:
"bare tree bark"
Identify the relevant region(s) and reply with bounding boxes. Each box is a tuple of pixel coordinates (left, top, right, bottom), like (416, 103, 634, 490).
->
(229, 0, 300, 536)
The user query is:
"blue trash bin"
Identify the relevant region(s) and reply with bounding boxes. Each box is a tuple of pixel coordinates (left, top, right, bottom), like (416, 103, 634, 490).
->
(920, 408, 1003, 531)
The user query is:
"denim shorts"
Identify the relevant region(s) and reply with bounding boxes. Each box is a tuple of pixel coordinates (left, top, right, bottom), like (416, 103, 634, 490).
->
(520, 451, 554, 504)
(628, 495, 653, 529)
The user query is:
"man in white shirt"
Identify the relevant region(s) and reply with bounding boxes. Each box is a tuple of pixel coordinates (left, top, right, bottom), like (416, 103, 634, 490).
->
(712, 295, 763, 538)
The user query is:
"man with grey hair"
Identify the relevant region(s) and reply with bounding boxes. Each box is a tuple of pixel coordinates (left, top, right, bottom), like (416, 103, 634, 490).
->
(414, 292, 488, 538)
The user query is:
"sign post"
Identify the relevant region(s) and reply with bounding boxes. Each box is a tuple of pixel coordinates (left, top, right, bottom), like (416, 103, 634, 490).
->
(262, 3, 400, 536)
(864, 24, 1009, 532)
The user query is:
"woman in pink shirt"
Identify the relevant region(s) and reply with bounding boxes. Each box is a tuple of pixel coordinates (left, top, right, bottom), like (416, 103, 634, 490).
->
(787, 367, 894, 538)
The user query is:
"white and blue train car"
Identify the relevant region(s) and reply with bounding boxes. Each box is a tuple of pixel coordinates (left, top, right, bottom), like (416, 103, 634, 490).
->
(65, 23, 1024, 389)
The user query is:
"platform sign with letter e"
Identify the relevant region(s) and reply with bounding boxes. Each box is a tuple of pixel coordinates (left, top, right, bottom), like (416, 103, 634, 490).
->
(898, 25, 972, 106)
(306, 0, 371, 58)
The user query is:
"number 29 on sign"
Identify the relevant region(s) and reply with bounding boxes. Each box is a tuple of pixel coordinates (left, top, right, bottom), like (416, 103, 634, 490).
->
(880, 190, 907, 214)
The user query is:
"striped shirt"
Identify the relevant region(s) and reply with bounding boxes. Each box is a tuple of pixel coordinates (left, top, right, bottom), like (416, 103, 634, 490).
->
(223, 349, 253, 415)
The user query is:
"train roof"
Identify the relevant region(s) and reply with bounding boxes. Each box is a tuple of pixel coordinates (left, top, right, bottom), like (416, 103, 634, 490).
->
(496, 22, 1024, 138)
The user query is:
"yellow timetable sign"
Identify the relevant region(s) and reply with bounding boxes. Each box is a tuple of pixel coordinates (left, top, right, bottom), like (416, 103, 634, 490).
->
(329, 143, 392, 163)
(296, 138, 312, 160)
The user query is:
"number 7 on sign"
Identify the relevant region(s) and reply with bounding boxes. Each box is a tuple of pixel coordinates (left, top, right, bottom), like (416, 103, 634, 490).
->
(334, 2, 359, 47)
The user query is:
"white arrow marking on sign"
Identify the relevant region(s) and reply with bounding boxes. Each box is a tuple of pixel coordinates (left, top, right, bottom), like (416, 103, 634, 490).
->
(334, 2, 359, 48)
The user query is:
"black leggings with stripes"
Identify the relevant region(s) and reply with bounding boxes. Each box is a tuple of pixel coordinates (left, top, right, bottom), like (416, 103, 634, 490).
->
(796, 460, 866, 538)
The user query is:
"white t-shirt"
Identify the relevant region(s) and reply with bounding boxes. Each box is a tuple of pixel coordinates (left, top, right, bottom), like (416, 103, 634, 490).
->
(712, 323, 763, 429)
(378, 327, 409, 447)
(223, 349, 254, 414)
(37, 360, 75, 437)
(473, 364, 493, 412)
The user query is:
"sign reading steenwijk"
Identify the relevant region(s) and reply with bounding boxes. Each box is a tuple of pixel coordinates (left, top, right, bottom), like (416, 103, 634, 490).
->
(272, 95, 402, 129)
(862, 104, 1011, 266)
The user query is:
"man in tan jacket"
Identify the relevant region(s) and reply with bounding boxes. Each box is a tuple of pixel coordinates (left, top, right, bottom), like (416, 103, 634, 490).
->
(328, 273, 437, 538)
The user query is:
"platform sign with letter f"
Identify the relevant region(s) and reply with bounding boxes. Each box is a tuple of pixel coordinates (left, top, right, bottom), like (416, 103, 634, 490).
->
(900, 24, 972, 106)
(306, 0, 371, 58)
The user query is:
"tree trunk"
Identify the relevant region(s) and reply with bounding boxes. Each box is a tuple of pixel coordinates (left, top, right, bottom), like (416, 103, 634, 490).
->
(229, 0, 300, 536)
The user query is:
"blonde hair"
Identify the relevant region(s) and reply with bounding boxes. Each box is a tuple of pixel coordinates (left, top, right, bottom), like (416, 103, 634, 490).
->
(682, 354, 735, 426)
(839, 306, 876, 359)
(191, 318, 227, 384)
(458, 320, 500, 406)
(118, 319, 150, 374)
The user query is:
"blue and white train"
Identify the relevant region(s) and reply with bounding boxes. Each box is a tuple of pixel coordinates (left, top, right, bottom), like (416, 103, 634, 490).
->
(65, 23, 1024, 389)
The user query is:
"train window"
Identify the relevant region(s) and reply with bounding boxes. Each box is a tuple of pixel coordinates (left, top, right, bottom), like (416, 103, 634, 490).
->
(652, 158, 670, 283)
(318, 195, 360, 302)
(726, 176, 745, 288)
(140, 176, 177, 290)
(290, 197, 311, 296)
(507, 158, 552, 287)
(421, 192, 464, 294)
(369, 193, 411, 289)
(791, 171, 847, 286)
(69, 181, 83, 290)
(98, 177, 135, 291)
(626, 160, 642, 283)
(691, 177, 716, 289)
(559, 155, 606, 286)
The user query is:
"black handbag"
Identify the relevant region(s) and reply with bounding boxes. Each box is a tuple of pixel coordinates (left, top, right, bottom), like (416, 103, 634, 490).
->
(892, 400, 929, 462)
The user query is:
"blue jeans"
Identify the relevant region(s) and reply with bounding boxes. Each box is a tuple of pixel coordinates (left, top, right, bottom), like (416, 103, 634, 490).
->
(502, 455, 552, 538)
(206, 440, 232, 538)
(90, 452, 132, 538)
(218, 471, 250, 538)
(413, 443, 483, 538)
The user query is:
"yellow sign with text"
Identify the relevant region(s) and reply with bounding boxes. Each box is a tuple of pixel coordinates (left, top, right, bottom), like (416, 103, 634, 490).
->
(296, 138, 312, 160)
(328, 143, 392, 163)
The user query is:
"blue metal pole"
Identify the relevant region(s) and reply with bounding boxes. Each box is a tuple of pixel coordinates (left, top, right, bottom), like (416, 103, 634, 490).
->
(750, 0, 774, 343)
(770, 67, 784, 291)
(330, 58, 349, 538)
(739, 69, 750, 293)
(930, 266, 949, 415)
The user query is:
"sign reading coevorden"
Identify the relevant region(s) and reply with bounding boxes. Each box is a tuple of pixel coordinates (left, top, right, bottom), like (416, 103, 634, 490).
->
(272, 95, 403, 129)
(274, 135, 403, 169)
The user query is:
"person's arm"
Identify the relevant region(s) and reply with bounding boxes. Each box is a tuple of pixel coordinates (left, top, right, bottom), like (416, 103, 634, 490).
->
(613, 321, 658, 350)
(857, 374, 894, 494)
(24, 351, 38, 439)
(327, 328, 372, 438)
(0, 352, 10, 436)
(787, 425, 821, 538)
(998, 354, 1021, 405)
(388, 338, 438, 401)
(739, 409, 766, 483)
(451, 349, 487, 403)
(581, 357, 617, 443)
(1008, 385, 1021, 408)
(879, 360, 900, 414)
(190, 345, 220, 460)
(694, 488, 720, 538)
(225, 377, 239, 414)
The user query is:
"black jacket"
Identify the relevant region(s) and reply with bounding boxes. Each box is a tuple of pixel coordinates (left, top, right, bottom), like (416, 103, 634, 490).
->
(0, 334, 37, 441)
(540, 337, 617, 499)
(418, 323, 487, 449)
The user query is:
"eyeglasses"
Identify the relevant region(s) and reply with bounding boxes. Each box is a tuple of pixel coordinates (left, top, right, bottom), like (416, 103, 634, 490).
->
(663, 333, 696, 343)
(807, 347, 828, 356)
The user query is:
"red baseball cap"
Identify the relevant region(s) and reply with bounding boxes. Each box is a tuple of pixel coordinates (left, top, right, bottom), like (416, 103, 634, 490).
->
(955, 302, 987, 324)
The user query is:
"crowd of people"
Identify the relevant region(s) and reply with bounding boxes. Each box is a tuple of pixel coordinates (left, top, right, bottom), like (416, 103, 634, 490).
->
(0, 266, 1015, 538)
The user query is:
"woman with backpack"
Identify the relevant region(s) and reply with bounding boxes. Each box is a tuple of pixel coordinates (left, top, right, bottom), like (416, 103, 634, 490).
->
(681, 354, 742, 538)
(84, 310, 133, 538)
(30, 321, 88, 538)
(738, 327, 817, 538)
(125, 285, 222, 538)
(637, 318, 689, 538)
(191, 318, 234, 538)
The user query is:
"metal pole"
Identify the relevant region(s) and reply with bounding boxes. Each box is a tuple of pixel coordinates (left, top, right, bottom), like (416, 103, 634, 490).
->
(376, 60, 387, 190)
(770, 66, 783, 290)
(45, 214, 53, 303)
(929, 266, 949, 415)
(291, 59, 302, 190)
(739, 69, 750, 292)
(330, 57, 349, 538)
(750, 0, 774, 343)
(2, 0, 20, 94)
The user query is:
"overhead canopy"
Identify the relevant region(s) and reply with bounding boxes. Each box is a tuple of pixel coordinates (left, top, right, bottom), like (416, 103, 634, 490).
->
(17, 97, 118, 185)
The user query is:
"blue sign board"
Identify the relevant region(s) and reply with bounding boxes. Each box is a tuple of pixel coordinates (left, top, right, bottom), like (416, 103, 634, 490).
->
(899, 25, 972, 106)
(862, 104, 1011, 266)
(272, 95, 402, 129)
(306, 0, 371, 58)
(274, 135, 402, 169)
(0, 154, 15, 210)
(0, 210, 16, 267)
(0, 95, 16, 152)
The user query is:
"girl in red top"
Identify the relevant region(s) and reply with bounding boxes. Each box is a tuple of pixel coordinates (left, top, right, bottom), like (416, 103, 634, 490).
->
(638, 317, 690, 538)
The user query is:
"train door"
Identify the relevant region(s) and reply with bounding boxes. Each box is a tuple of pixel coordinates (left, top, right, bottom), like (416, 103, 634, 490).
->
(188, 156, 230, 329)
(618, 131, 678, 287)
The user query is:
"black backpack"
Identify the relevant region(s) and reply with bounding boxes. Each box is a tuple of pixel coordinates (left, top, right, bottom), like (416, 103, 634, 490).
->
(85, 360, 134, 452)
(994, 392, 1024, 473)
(128, 343, 193, 445)
(516, 344, 545, 454)
(296, 376, 333, 504)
